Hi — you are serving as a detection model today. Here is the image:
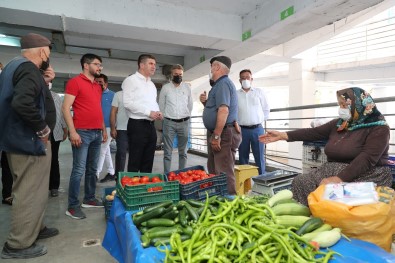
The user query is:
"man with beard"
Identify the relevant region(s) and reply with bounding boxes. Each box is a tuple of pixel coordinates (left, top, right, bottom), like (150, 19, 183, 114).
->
(62, 53, 107, 220)
(0, 33, 58, 259)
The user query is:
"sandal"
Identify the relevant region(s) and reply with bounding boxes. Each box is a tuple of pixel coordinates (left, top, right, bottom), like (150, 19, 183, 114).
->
(2, 197, 13, 206)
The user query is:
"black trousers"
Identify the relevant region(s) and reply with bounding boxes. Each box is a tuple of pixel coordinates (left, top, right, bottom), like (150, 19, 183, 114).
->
(1, 151, 13, 200)
(127, 119, 157, 173)
(49, 135, 61, 190)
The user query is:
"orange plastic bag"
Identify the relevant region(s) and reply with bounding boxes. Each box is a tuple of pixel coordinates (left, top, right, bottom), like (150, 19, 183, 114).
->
(308, 185, 395, 251)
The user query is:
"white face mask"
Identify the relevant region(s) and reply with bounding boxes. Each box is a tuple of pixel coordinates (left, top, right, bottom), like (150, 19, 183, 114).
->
(338, 107, 351, 121)
(209, 71, 213, 80)
(241, 80, 251, 89)
(48, 82, 52, 90)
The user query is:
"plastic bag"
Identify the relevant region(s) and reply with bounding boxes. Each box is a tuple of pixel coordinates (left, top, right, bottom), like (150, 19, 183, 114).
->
(323, 182, 378, 206)
(308, 185, 395, 251)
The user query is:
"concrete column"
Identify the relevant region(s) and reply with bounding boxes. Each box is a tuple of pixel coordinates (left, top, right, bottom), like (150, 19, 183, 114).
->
(288, 60, 316, 169)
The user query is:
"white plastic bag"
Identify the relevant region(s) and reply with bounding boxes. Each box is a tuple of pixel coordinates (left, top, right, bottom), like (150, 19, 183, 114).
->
(323, 182, 378, 206)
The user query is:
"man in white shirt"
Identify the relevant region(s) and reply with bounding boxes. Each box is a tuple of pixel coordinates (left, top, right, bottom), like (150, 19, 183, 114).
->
(122, 54, 163, 172)
(159, 64, 193, 174)
(110, 90, 128, 179)
(237, 69, 270, 174)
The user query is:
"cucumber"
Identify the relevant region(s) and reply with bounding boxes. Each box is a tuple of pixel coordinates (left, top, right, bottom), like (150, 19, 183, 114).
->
(276, 215, 310, 229)
(139, 226, 149, 234)
(140, 234, 151, 248)
(187, 199, 205, 208)
(183, 202, 199, 222)
(267, 189, 293, 207)
(311, 228, 342, 248)
(271, 203, 311, 217)
(142, 201, 173, 214)
(133, 207, 166, 226)
(145, 225, 181, 239)
(182, 226, 193, 236)
(162, 209, 179, 220)
(141, 218, 175, 228)
(295, 217, 324, 236)
(179, 208, 188, 227)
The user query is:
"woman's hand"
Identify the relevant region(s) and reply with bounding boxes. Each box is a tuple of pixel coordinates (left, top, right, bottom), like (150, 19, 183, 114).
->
(259, 130, 288, 144)
(319, 176, 343, 185)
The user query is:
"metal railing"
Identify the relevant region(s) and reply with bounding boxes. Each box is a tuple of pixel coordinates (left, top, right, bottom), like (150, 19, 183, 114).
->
(188, 96, 395, 170)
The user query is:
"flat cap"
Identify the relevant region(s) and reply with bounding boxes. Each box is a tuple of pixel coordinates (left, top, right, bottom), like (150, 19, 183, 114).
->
(210, 56, 232, 69)
(20, 33, 51, 49)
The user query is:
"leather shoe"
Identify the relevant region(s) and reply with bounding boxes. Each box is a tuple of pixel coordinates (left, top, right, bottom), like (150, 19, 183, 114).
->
(99, 173, 115, 183)
(1, 242, 47, 259)
(37, 227, 59, 240)
(50, 189, 59, 197)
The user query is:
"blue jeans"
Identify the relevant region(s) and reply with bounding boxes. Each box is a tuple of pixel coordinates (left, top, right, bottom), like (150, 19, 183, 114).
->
(115, 130, 128, 178)
(238, 125, 265, 174)
(68, 129, 102, 209)
(162, 118, 190, 174)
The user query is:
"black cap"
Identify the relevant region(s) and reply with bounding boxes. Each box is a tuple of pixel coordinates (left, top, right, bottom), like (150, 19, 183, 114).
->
(210, 56, 232, 69)
(20, 33, 51, 49)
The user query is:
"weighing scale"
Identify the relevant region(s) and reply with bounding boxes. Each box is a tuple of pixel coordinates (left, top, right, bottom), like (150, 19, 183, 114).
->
(252, 170, 299, 196)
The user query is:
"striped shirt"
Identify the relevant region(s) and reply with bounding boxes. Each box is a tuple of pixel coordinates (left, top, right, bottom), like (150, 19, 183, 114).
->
(51, 91, 67, 141)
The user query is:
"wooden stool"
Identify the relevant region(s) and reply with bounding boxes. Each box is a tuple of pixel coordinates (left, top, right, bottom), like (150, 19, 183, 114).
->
(234, 165, 259, 195)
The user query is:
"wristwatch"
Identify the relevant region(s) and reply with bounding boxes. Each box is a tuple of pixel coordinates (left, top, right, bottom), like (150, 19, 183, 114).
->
(213, 134, 220, 140)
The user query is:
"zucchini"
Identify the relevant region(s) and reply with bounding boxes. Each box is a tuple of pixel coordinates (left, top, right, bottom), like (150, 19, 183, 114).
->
(139, 226, 149, 234)
(276, 215, 310, 229)
(141, 218, 175, 228)
(133, 207, 166, 226)
(271, 203, 311, 217)
(301, 224, 335, 242)
(145, 225, 181, 239)
(143, 201, 173, 214)
(311, 228, 342, 248)
(267, 189, 293, 207)
(272, 199, 297, 206)
(311, 223, 332, 233)
(295, 217, 324, 236)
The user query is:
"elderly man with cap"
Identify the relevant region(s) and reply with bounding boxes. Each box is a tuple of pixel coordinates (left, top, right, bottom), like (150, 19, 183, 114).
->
(199, 56, 242, 195)
(0, 33, 58, 259)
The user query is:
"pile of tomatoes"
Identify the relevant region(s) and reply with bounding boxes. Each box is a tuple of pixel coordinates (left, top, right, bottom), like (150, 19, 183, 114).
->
(167, 170, 216, 185)
(121, 175, 162, 187)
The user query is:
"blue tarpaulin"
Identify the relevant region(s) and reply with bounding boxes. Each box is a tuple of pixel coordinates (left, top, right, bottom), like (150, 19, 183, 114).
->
(103, 197, 395, 263)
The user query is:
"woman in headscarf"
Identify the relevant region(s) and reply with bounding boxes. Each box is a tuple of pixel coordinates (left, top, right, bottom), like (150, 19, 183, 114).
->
(259, 87, 392, 205)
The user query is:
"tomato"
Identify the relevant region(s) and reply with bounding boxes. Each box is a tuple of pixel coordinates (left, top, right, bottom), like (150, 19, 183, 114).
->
(187, 170, 193, 176)
(121, 176, 132, 187)
(139, 176, 150, 184)
(151, 176, 162, 183)
(131, 177, 140, 183)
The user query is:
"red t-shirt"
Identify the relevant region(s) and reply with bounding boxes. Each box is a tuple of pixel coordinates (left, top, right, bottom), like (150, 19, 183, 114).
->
(65, 73, 103, 129)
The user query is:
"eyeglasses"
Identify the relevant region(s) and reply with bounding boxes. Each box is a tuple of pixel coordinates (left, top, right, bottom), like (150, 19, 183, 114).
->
(89, 63, 103, 69)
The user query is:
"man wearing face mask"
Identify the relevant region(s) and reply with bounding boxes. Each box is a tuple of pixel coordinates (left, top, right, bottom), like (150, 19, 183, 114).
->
(200, 56, 242, 195)
(159, 64, 193, 174)
(237, 69, 270, 174)
(0, 33, 58, 259)
(259, 87, 391, 206)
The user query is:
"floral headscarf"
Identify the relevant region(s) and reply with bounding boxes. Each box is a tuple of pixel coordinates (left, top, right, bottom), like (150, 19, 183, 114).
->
(336, 87, 387, 131)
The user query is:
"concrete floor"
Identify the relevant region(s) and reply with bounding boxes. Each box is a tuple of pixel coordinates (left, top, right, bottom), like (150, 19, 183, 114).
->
(0, 141, 207, 263)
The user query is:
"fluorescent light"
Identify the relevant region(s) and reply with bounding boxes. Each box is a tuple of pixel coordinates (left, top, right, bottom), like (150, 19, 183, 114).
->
(0, 35, 21, 47)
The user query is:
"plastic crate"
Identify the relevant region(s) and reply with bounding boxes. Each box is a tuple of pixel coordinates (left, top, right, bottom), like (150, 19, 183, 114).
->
(103, 187, 116, 220)
(168, 165, 228, 200)
(302, 141, 327, 167)
(116, 172, 179, 211)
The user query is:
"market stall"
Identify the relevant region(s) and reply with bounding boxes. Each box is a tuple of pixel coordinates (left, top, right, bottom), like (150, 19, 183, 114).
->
(103, 197, 395, 263)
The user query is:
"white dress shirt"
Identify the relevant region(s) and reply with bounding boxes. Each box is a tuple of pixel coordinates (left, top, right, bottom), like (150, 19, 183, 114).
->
(237, 87, 270, 126)
(122, 71, 159, 120)
(51, 91, 67, 141)
(111, 91, 128, 131)
(159, 82, 193, 119)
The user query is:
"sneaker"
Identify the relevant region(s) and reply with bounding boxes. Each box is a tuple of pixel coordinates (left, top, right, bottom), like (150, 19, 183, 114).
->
(1, 242, 47, 259)
(65, 207, 86, 219)
(81, 198, 104, 208)
(37, 227, 59, 240)
(50, 189, 59, 197)
(99, 173, 115, 183)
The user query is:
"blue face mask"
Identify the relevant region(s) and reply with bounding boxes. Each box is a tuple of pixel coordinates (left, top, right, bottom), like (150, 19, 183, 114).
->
(338, 107, 351, 121)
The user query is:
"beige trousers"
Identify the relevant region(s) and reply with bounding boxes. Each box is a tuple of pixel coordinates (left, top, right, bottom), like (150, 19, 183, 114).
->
(6, 141, 51, 248)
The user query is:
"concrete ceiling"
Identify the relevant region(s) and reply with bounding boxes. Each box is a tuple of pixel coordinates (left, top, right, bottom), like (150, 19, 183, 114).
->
(0, 0, 387, 88)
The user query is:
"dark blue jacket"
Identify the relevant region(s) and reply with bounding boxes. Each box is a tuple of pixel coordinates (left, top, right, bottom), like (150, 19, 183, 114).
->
(0, 57, 47, 155)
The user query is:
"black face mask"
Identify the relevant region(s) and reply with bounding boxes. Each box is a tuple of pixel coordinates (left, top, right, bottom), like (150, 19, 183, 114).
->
(40, 57, 50, 71)
(172, 75, 182, 84)
(209, 79, 215, 87)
